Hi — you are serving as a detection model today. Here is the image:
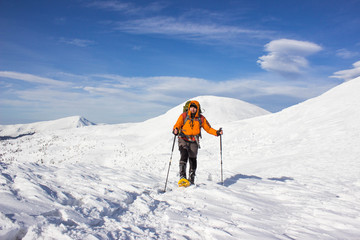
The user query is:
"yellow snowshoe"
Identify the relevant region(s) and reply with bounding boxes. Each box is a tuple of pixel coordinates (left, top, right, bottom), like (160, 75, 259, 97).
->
(178, 178, 190, 188)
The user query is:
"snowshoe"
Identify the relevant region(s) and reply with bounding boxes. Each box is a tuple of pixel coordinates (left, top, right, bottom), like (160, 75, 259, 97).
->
(178, 178, 190, 188)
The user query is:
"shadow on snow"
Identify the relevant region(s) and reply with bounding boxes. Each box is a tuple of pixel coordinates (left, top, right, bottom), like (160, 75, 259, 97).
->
(223, 174, 294, 187)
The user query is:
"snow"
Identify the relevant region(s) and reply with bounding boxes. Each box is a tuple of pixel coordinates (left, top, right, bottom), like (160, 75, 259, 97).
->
(0, 116, 95, 138)
(1, 82, 360, 239)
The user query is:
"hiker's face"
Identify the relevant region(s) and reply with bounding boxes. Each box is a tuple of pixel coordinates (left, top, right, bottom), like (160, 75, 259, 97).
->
(190, 106, 197, 113)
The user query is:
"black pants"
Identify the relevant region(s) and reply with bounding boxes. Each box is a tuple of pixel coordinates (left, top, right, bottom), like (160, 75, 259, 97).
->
(178, 138, 198, 183)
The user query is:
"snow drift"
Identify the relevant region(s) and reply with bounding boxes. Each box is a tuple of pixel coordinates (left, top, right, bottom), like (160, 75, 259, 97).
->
(1, 80, 360, 239)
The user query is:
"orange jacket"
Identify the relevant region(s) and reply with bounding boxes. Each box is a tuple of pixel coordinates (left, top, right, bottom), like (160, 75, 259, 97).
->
(173, 100, 217, 138)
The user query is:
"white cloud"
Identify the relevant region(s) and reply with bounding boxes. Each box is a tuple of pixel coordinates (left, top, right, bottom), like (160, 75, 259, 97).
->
(117, 16, 252, 35)
(114, 16, 272, 44)
(86, 74, 334, 101)
(59, 38, 95, 47)
(88, 1, 131, 12)
(0, 71, 70, 87)
(15, 87, 82, 103)
(83, 86, 124, 95)
(89, 1, 274, 46)
(331, 61, 360, 81)
(88, 1, 165, 15)
(257, 39, 323, 75)
(336, 48, 359, 59)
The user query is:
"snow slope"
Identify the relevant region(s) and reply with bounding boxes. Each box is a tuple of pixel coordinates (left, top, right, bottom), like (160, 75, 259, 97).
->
(0, 116, 95, 138)
(1, 82, 360, 239)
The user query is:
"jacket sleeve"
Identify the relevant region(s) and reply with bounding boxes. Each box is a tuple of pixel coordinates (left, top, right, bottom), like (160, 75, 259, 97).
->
(173, 114, 184, 131)
(201, 116, 218, 136)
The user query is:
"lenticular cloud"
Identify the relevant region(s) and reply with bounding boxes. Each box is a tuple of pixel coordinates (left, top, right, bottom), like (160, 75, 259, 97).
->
(331, 60, 360, 81)
(257, 39, 322, 75)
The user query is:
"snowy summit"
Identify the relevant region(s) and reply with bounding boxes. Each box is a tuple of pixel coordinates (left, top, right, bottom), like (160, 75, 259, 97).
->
(1, 80, 360, 239)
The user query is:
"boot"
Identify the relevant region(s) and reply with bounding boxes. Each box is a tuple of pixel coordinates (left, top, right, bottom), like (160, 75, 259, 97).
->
(179, 162, 187, 179)
(189, 157, 197, 184)
(189, 170, 195, 184)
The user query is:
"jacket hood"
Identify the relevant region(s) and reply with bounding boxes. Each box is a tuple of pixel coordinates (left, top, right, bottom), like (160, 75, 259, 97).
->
(188, 100, 200, 118)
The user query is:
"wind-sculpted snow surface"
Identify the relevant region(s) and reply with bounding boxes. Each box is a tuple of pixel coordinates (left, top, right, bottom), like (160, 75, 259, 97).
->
(1, 88, 360, 239)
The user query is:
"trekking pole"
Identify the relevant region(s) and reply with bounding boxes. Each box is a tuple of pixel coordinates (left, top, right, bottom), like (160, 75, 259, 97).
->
(219, 128, 223, 185)
(163, 135, 177, 192)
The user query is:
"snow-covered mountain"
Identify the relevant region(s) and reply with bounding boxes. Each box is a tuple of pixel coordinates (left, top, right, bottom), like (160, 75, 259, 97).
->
(0, 116, 95, 138)
(166, 95, 270, 125)
(1, 80, 360, 239)
(131, 95, 269, 131)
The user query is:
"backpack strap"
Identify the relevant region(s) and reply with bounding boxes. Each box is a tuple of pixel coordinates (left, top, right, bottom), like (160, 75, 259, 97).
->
(182, 113, 203, 128)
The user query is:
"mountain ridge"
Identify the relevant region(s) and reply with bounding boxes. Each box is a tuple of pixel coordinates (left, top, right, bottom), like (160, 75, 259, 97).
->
(0, 116, 95, 137)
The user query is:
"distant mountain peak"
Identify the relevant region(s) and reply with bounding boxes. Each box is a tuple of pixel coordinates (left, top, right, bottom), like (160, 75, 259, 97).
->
(0, 116, 96, 137)
(62, 116, 96, 128)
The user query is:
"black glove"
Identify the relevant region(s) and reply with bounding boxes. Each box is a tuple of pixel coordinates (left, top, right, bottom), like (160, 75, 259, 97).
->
(216, 129, 222, 136)
(173, 128, 179, 136)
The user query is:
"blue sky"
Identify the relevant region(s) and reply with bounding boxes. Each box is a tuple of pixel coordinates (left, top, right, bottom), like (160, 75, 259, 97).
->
(1, 0, 360, 124)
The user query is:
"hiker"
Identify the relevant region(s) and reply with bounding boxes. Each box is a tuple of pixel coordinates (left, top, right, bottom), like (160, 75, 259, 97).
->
(173, 100, 223, 184)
